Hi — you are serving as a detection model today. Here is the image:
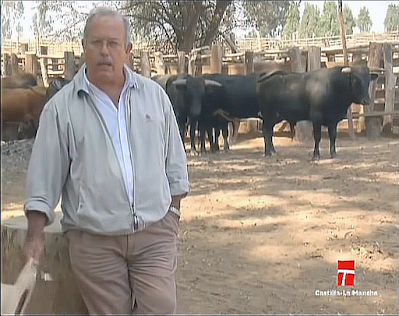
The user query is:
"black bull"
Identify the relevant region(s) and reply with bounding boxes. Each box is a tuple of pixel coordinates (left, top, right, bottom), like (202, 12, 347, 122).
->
(152, 74, 221, 152)
(257, 66, 378, 159)
(199, 73, 261, 152)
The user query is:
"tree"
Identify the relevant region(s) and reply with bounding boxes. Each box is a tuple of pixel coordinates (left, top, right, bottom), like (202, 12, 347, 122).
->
(122, 1, 234, 53)
(343, 4, 355, 35)
(241, 1, 291, 37)
(31, 1, 54, 40)
(283, 2, 300, 39)
(299, 3, 321, 38)
(384, 4, 399, 32)
(319, 1, 339, 37)
(1, 1, 24, 39)
(356, 6, 372, 33)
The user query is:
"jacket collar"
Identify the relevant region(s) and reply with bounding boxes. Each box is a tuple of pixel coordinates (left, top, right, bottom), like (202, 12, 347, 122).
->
(74, 63, 138, 95)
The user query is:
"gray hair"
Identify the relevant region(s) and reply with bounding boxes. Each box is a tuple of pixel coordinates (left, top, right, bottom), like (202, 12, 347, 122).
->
(83, 7, 130, 46)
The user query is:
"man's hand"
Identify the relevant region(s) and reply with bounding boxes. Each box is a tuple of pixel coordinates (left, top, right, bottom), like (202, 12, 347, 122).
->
(24, 211, 47, 265)
(170, 193, 187, 210)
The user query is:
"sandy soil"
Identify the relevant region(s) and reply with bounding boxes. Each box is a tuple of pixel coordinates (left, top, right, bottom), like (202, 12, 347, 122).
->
(1, 131, 398, 314)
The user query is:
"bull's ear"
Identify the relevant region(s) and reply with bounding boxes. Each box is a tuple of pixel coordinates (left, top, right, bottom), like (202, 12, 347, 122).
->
(370, 73, 378, 81)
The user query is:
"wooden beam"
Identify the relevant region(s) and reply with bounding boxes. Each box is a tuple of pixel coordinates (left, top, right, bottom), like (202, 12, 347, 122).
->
(366, 42, 383, 139)
(64, 51, 75, 80)
(383, 43, 395, 132)
(338, 0, 355, 139)
(140, 50, 151, 77)
(244, 51, 254, 75)
(210, 45, 223, 74)
(177, 51, 186, 74)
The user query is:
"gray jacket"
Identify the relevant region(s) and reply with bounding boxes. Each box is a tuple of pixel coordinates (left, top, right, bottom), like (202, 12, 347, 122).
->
(25, 65, 189, 234)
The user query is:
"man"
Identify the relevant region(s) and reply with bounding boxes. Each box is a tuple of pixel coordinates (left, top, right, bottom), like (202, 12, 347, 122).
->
(24, 7, 189, 315)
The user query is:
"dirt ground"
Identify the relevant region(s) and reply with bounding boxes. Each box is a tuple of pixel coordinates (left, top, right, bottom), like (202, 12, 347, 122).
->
(1, 130, 398, 314)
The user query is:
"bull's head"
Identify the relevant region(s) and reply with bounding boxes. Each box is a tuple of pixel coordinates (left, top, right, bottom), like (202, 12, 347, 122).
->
(172, 78, 222, 117)
(342, 67, 379, 105)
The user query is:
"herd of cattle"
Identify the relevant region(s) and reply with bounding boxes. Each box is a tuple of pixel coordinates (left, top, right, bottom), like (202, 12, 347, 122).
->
(153, 66, 378, 159)
(1, 66, 378, 159)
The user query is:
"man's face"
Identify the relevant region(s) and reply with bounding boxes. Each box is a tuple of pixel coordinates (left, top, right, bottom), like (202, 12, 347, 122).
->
(83, 14, 132, 85)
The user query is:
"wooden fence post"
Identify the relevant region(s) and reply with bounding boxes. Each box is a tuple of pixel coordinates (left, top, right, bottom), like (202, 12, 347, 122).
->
(244, 51, 254, 75)
(382, 43, 395, 133)
(289, 47, 312, 142)
(177, 51, 186, 74)
(338, 0, 355, 139)
(194, 52, 202, 76)
(210, 45, 223, 74)
(307, 46, 321, 71)
(2, 53, 11, 76)
(25, 52, 38, 77)
(154, 52, 166, 75)
(40, 57, 49, 88)
(366, 42, 383, 139)
(10, 53, 19, 75)
(352, 52, 366, 133)
(64, 51, 75, 80)
(140, 50, 151, 77)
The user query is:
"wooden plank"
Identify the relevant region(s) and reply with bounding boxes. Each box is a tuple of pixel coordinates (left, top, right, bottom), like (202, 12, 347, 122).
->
(210, 45, 223, 74)
(244, 51, 254, 75)
(352, 111, 399, 118)
(177, 51, 186, 74)
(366, 42, 383, 139)
(2, 53, 11, 76)
(154, 52, 165, 75)
(140, 50, 151, 77)
(64, 51, 75, 80)
(383, 43, 396, 131)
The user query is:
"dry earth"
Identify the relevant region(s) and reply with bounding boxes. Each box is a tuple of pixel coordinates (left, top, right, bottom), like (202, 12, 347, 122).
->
(1, 131, 399, 314)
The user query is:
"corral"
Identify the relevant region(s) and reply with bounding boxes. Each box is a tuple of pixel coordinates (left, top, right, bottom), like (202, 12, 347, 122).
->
(1, 32, 399, 314)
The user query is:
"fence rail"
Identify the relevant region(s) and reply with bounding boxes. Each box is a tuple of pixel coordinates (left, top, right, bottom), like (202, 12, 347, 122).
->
(236, 31, 399, 52)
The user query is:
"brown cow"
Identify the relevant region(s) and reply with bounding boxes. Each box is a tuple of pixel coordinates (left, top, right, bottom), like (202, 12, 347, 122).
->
(1, 73, 37, 89)
(1, 86, 47, 140)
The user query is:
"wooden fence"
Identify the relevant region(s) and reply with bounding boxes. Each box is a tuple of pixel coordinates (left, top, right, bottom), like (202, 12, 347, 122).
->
(2, 38, 398, 137)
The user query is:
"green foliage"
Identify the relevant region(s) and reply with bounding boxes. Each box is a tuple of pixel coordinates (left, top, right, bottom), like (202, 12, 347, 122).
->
(122, 0, 234, 53)
(343, 4, 355, 35)
(356, 6, 373, 33)
(384, 4, 399, 32)
(241, 1, 291, 37)
(319, 1, 339, 37)
(299, 3, 321, 38)
(1, 1, 24, 39)
(283, 2, 300, 39)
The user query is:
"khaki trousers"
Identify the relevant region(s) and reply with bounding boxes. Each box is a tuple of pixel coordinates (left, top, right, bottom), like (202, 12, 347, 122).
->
(66, 211, 179, 315)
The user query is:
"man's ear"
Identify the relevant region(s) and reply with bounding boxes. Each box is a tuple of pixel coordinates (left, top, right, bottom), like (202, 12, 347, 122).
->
(82, 39, 86, 51)
(126, 42, 133, 54)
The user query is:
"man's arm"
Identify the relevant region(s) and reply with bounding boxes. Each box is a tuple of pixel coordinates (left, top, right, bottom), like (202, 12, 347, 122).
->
(24, 211, 47, 264)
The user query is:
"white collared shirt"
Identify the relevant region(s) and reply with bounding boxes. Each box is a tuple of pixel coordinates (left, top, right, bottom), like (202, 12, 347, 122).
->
(83, 66, 135, 205)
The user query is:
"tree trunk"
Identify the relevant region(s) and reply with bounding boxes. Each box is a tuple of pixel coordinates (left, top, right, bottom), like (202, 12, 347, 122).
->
(1, 214, 88, 314)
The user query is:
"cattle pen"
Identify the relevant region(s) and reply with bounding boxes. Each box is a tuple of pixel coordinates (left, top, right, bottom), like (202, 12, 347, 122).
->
(1, 33, 399, 315)
(2, 31, 399, 142)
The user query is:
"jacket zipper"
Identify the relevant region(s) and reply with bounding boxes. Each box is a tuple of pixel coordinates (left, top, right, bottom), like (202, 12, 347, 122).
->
(124, 88, 137, 231)
(86, 93, 135, 228)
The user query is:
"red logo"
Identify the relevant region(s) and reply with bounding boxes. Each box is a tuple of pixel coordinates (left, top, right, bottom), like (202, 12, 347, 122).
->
(337, 260, 355, 287)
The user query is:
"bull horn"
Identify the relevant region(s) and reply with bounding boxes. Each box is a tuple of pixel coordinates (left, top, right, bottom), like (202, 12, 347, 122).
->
(204, 80, 222, 87)
(341, 67, 351, 73)
(172, 79, 187, 86)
